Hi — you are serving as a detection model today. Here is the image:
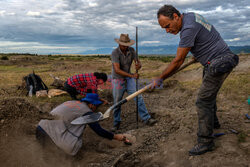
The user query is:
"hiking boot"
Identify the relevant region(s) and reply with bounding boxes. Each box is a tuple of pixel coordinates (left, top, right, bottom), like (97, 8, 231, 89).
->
(144, 118, 157, 126)
(111, 122, 120, 132)
(189, 142, 215, 156)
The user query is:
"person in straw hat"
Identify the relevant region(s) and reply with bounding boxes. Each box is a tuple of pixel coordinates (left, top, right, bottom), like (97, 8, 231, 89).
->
(110, 33, 157, 132)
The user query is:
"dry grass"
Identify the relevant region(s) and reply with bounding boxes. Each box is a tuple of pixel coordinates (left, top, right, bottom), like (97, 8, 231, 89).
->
(220, 73, 250, 101)
(0, 54, 249, 104)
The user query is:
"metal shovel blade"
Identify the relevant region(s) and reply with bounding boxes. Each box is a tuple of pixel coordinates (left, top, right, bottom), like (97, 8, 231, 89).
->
(71, 112, 104, 125)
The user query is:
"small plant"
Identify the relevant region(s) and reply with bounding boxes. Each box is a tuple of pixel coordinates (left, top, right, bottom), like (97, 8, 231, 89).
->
(238, 132, 247, 142)
(1, 56, 9, 60)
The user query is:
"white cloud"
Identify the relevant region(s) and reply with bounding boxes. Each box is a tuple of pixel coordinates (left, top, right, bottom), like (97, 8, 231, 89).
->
(187, 6, 238, 15)
(137, 0, 207, 4)
(0, 41, 94, 54)
(17, 46, 71, 49)
(7, 12, 16, 16)
(0, 41, 69, 49)
(0, 10, 6, 16)
(26, 11, 41, 16)
(0, 10, 15, 17)
(141, 41, 160, 45)
(89, 2, 98, 7)
(170, 0, 207, 5)
(0, 41, 40, 47)
(225, 38, 241, 42)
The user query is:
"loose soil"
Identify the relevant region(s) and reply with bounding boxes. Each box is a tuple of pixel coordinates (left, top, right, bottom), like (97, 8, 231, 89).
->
(0, 54, 249, 167)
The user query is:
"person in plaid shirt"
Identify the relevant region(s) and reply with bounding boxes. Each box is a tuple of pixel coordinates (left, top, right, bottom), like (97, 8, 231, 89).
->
(64, 72, 108, 102)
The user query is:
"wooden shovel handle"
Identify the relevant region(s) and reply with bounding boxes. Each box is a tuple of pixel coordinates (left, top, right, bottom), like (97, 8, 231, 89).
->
(171, 59, 196, 76)
(126, 84, 151, 101)
(125, 59, 196, 101)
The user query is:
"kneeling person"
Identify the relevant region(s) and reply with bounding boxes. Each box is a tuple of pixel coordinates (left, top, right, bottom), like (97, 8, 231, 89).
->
(36, 93, 129, 156)
(64, 72, 107, 100)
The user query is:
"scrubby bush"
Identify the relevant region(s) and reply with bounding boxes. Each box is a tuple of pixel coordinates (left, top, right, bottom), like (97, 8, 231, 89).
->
(1, 56, 9, 60)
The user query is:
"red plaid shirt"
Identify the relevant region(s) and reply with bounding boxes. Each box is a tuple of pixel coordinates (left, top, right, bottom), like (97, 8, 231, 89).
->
(67, 73, 98, 96)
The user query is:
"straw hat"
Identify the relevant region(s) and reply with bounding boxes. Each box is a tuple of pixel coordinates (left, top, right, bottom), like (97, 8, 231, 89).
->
(114, 34, 135, 46)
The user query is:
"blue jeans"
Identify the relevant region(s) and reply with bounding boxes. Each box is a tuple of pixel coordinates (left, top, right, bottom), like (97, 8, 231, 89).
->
(112, 77, 151, 126)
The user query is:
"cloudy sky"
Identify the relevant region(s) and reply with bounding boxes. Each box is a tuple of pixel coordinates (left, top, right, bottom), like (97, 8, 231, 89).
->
(0, 0, 249, 54)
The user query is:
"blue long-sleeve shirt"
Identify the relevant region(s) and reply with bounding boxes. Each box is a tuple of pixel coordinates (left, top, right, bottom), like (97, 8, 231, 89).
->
(85, 112, 114, 140)
(88, 121, 114, 140)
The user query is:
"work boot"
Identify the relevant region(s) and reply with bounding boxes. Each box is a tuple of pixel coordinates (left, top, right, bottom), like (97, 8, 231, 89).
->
(189, 142, 215, 156)
(144, 118, 157, 126)
(111, 122, 120, 132)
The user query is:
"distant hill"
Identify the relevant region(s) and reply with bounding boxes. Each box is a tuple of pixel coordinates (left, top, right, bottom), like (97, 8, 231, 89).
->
(82, 45, 250, 55)
(229, 46, 250, 54)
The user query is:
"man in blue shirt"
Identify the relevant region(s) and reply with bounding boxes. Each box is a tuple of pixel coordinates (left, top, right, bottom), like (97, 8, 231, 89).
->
(152, 5, 239, 155)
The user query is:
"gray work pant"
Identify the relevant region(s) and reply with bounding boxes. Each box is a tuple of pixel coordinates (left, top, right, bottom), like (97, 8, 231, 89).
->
(196, 52, 238, 144)
(196, 69, 230, 143)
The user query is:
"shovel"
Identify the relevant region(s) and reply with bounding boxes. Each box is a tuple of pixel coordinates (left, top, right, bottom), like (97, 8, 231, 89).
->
(71, 59, 196, 125)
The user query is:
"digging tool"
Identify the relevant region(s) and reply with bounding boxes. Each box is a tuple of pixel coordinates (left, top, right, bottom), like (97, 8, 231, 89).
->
(136, 26, 139, 129)
(245, 114, 250, 120)
(71, 59, 196, 125)
(212, 133, 225, 138)
(229, 129, 239, 134)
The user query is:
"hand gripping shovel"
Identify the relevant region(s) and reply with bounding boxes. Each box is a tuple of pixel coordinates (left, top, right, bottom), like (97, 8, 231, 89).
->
(71, 59, 196, 125)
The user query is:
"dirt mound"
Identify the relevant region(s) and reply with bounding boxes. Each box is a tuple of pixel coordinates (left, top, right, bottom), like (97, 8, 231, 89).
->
(0, 97, 53, 133)
(0, 97, 56, 167)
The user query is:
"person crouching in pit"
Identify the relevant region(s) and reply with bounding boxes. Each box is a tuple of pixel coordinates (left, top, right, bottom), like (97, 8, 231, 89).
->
(36, 93, 131, 156)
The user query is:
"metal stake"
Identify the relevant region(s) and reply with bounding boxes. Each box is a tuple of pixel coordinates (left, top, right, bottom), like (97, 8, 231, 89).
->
(136, 26, 139, 129)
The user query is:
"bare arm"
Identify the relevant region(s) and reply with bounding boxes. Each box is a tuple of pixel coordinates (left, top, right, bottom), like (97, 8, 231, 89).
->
(159, 47, 191, 80)
(113, 63, 138, 79)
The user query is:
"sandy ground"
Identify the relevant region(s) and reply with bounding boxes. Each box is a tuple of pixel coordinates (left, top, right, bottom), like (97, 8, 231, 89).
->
(0, 54, 249, 167)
